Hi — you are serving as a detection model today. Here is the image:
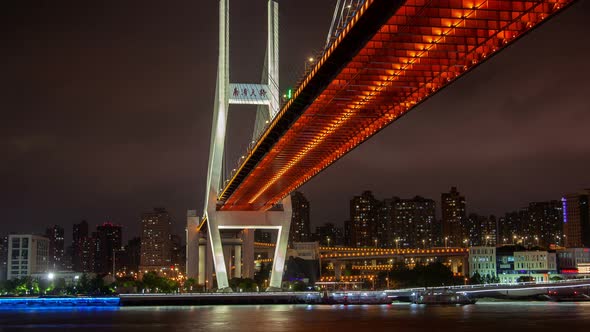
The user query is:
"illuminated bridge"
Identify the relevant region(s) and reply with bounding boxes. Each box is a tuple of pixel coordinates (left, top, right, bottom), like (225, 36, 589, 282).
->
(198, 0, 575, 291)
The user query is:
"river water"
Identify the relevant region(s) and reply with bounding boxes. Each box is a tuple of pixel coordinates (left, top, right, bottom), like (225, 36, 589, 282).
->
(1, 301, 589, 331)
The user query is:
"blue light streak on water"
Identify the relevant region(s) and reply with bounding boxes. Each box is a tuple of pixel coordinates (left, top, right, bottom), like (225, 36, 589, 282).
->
(0, 297, 120, 308)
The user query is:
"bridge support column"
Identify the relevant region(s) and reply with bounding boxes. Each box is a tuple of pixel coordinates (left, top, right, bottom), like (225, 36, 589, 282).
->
(203, 0, 287, 292)
(234, 244, 242, 278)
(241, 229, 255, 279)
(334, 261, 342, 280)
(206, 195, 292, 292)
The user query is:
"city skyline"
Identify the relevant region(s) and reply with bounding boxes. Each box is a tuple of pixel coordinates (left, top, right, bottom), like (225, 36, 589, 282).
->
(2, 1, 590, 239)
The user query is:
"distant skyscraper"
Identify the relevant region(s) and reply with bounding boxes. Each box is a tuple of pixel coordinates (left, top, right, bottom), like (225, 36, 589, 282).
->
(45, 225, 65, 271)
(563, 190, 590, 248)
(289, 191, 311, 244)
(391, 196, 436, 248)
(7, 235, 49, 280)
(95, 223, 122, 274)
(72, 220, 89, 272)
(140, 208, 173, 271)
(348, 191, 379, 247)
(441, 187, 466, 247)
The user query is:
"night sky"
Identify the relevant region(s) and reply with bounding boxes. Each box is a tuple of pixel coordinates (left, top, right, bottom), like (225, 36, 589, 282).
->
(3, 1, 590, 242)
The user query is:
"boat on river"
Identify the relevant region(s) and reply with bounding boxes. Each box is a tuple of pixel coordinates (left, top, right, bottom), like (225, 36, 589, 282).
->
(411, 289, 476, 305)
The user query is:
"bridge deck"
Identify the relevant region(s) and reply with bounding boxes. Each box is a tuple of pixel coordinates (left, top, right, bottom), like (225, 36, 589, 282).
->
(219, 0, 573, 211)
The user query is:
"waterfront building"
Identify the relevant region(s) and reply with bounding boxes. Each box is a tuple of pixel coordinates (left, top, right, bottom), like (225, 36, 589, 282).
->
(45, 225, 65, 271)
(441, 187, 466, 247)
(468, 246, 496, 279)
(496, 245, 519, 282)
(140, 208, 173, 272)
(289, 191, 311, 244)
(556, 247, 590, 273)
(348, 191, 379, 247)
(391, 196, 436, 248)
(7, 234, 49, 280)
(562, 190, 590, 248)
(512, 250, 557, 282)
(95, 222, 122, 274)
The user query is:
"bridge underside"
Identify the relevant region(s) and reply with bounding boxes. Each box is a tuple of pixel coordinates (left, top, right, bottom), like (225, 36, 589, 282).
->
(218, 0, 573, 211)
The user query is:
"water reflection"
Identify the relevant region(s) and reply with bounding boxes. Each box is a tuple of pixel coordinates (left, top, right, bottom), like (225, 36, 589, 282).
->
(1, 302, 590, 331)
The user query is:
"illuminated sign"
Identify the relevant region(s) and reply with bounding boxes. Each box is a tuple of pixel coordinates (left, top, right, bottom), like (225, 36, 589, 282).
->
(229, 83, 271, 105)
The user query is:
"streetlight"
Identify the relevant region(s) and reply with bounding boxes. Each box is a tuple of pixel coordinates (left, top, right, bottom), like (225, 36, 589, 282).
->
(327, 237, 331, 247)
(422, 239, 425, 249)
(444, 237, 448, 248)
(395, 238, 399, 249)
(304, 56, 315, 73)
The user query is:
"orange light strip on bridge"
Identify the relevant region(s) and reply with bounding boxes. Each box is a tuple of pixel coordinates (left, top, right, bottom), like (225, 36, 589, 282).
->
(220, 0, 574, 211)
(320, 247, 468, 259)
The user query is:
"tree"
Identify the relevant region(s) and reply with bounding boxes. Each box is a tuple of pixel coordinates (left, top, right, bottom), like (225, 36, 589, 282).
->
(469, 272, 483, 285)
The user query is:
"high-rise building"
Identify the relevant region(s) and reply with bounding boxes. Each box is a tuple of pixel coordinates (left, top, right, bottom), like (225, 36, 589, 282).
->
(95, 223, 122, 274)
(80, 235, 96, 273)
(72, 220, 89, 272)
(498, 209, 528, 245)
(0, 235, 8, 281)
(441, 187, 466, 247)
(119, 237, 141, 273)
(465, 214, 497, 246)
(391, 196, 436, 248)
(377, 199, 393, 248)
(347, 191, 379, 247)
(7, 234, 49, 280)
(314, 223, 344, 246)
(528, 201, 563, 248)
(563, 190, 590, 248)
(140, 208, 173, 271)
(45, 225, 65, 271)
(289, 191, 311, 244)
